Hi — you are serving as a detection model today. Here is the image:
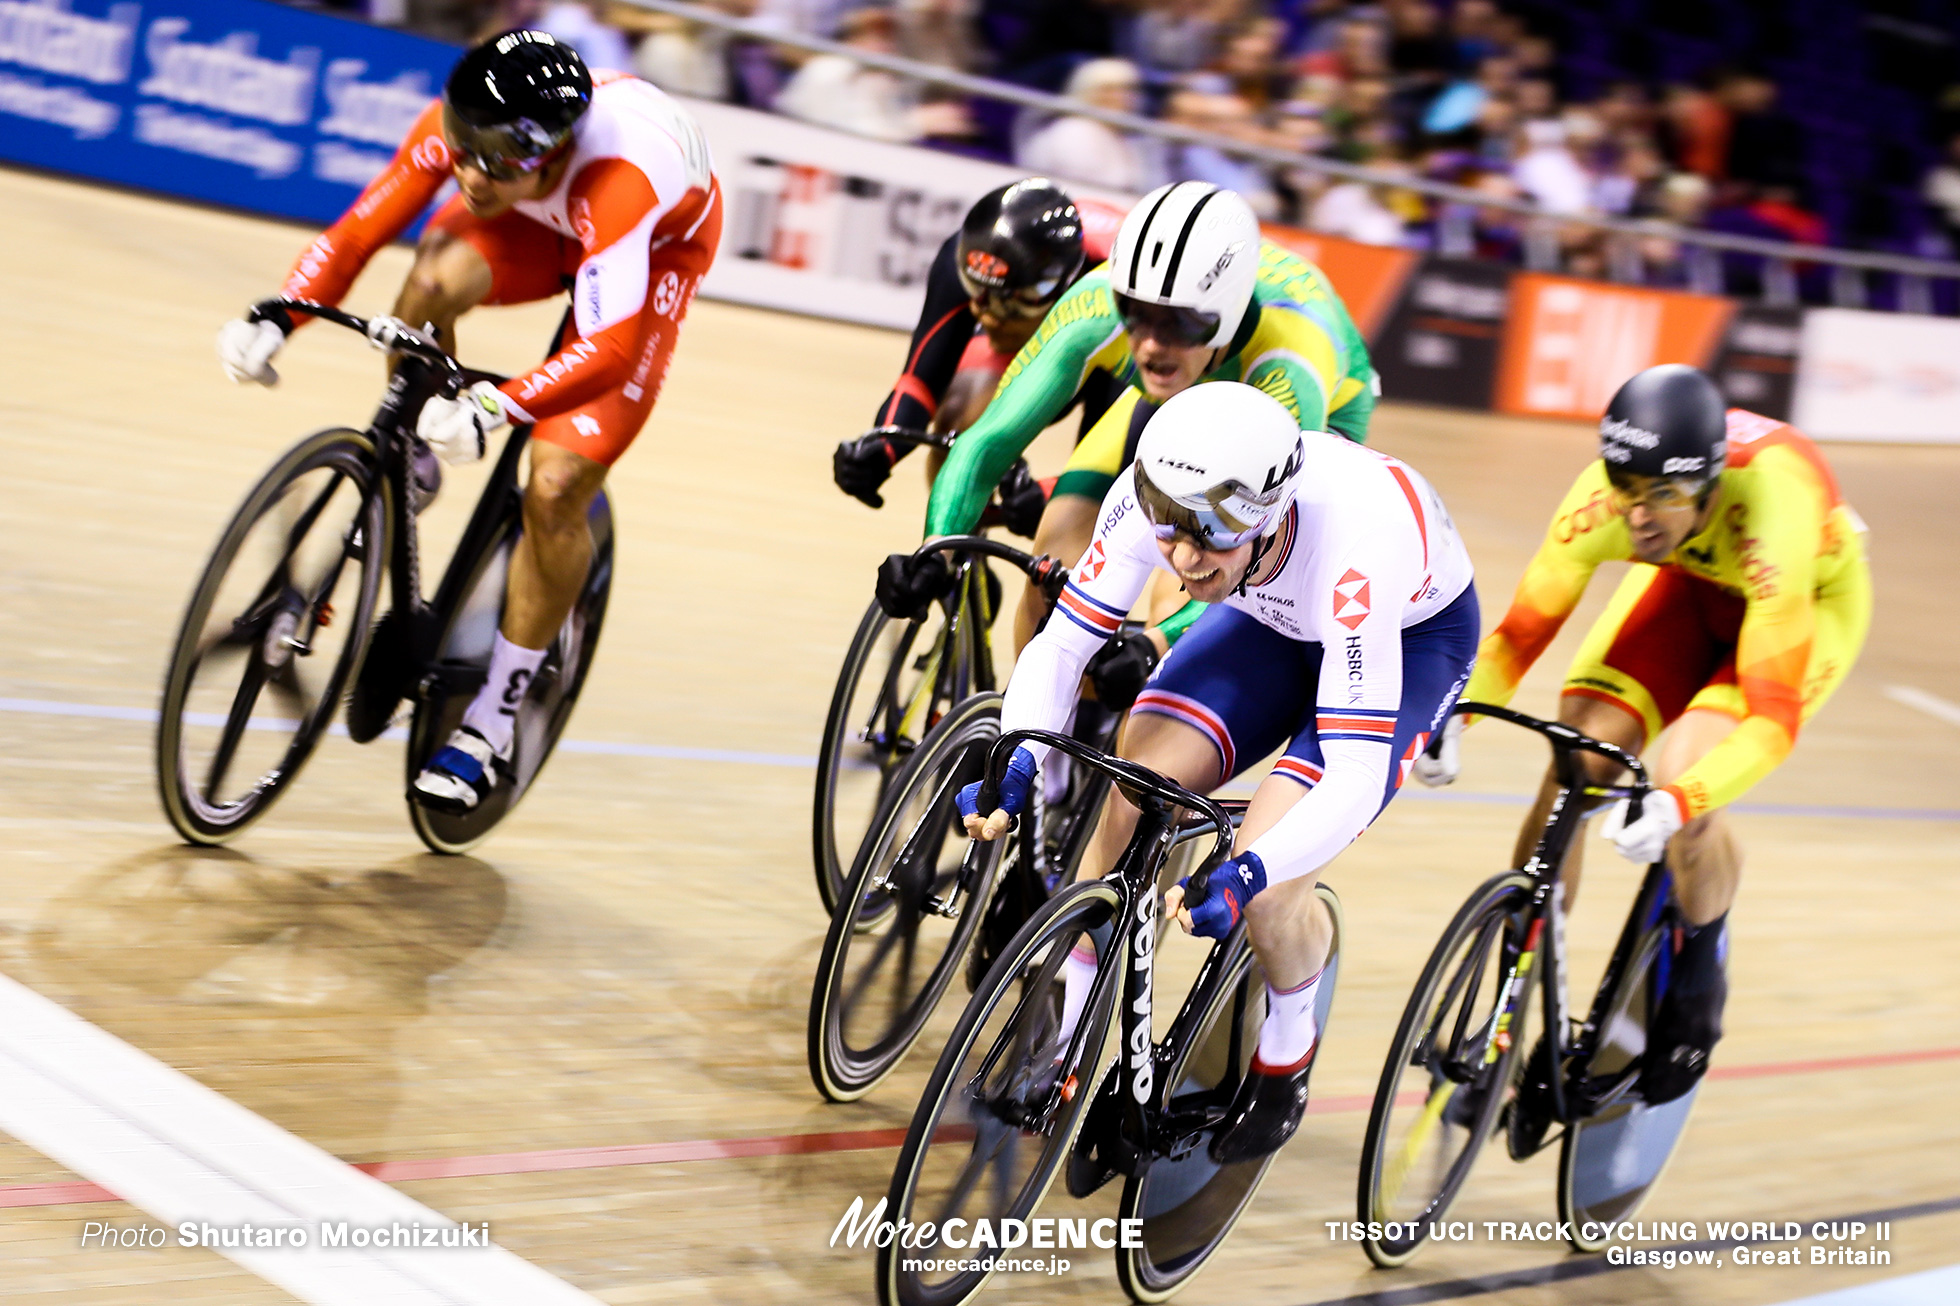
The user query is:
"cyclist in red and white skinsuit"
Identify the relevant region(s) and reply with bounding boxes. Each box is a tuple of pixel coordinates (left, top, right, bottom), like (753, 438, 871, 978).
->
(216, 30, 721, 812)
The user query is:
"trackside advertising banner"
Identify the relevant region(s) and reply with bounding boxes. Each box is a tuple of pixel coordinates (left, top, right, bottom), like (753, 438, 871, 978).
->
(0, 0, 451, 226)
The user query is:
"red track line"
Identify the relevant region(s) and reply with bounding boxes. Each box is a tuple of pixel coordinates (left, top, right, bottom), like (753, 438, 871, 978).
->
(5, 1045, 1955, 1211)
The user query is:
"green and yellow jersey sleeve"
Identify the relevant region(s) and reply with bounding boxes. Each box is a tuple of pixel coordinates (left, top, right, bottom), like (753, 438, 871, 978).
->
(923, 272, 1129, 536)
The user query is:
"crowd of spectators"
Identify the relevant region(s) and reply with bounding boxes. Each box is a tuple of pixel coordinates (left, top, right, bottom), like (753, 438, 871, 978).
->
(367, 0, 1957, 290)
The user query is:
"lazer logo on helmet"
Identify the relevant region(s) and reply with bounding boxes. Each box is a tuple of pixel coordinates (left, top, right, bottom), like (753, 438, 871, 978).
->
(1600, 417, 1661, 449)
(1661, 456, 1706, 475)
(1262, 444, 1304, 494)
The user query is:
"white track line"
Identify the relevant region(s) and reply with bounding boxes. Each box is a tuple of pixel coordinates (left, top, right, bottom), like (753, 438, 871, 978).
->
(0, 974, 598, 1306)
(1884, 685, 1960, 729)
(1775, 1264, 1960, 1305)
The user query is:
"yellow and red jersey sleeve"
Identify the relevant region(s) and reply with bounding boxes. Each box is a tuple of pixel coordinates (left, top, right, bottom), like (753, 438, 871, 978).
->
(1463, 462, 1628, 710)
(1662, 446, 1827, 819)
(280, 99, 451, 318)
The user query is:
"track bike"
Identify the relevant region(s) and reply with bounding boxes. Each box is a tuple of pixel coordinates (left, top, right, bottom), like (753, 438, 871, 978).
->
(807, 594, 1128, 1101)
(156, 298, 611, 855)
(879, 729, 1344, 1305)
(812, 435, 1050, 914)
(1357, 702, 1716, 1265)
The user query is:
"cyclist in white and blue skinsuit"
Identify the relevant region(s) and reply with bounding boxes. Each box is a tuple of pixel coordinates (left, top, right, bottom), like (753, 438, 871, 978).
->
(959, 381, 1477, 1167)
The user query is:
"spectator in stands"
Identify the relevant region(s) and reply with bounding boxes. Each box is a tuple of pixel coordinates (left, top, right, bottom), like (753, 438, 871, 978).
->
(915, 89, 994, 158)
(1636, 171, 1713, 284)
(1661, 80, 1730, 180)
(1719, 70, 1805, 192)
(1448, 0, 1502, 71)
(1272, 99, 1335, 224)
(1387, 0, 1453, 114)
(1215, 14, 1291, 114)
(897, 0, 980, 71)
(1513, 118, 1591, 215)
(1018, 58, 1159, 190)
(531, 0, 633, 70)
(982, 0, 1122, 90)
(1308, 152, 1410, 245)
(1130, 0, 1231, 79)
(627, 9, 734, 99)
(776, 6, 915, 141)
(1512, 75, 1556, 123)
(1166, 83, 1282, 218)
(1922, 131, 1960, 254)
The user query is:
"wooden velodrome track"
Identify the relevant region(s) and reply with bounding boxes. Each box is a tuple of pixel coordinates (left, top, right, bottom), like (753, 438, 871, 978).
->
(2, 165, 1957, 1305)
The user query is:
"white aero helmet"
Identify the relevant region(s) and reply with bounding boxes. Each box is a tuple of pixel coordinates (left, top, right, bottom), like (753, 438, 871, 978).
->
(1109, 181, 1261, 349)
(1133, 382, 1306, 548)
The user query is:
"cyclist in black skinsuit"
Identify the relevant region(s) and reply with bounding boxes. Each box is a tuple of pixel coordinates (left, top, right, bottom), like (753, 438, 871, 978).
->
(831, 179, 1125, 533)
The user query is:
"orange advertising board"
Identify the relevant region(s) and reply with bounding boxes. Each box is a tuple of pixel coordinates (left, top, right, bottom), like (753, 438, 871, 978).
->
(1260, 224, 1421, 339)
(1494, 273, 1735, 420)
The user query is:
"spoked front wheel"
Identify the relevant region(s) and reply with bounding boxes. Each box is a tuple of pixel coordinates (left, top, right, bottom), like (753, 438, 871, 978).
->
(1116, 884, 1345, 1302)
(1359, 871, 1535, 1268)
(156, 428, 386, 844)
(813, 588, 973, 914)
(878, 878, 1121, 1306)
(809, 692, 1005, 1102)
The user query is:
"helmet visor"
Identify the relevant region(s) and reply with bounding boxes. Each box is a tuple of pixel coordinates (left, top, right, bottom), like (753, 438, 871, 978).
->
(1133, 461, 1275, 550)
(1604, 467, 1710, 512)
(956, 254, 1072, 319)
(1113, 292, 1219, 347)
(442, 104, 571, 180)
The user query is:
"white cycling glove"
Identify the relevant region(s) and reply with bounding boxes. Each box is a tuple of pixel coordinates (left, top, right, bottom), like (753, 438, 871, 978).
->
(1601, 790, 1686, 864)
(216, 317, 287, 386)
(1411, 713, 1463, 787)
(418, 381, 509, 465)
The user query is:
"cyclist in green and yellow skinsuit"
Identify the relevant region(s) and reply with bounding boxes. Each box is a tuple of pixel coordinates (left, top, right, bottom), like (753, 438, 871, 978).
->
(874, 181, 1379, 708)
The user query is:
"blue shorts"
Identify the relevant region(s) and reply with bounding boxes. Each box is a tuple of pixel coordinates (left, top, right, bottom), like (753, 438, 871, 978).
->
(1130, 585, 1480, 813)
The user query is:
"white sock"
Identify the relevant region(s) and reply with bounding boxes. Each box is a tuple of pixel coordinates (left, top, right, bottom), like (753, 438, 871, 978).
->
(1054, 943, 1099, 1058)
(1254, 966, 1325, 1073)
(460, 632, 547, 755)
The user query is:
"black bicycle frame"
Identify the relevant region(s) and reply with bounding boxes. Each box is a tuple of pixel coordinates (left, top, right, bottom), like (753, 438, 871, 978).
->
(1446, 701, 1656, 1127)
(248, 297, 519, 698)
(976, 728, 1239, 1166)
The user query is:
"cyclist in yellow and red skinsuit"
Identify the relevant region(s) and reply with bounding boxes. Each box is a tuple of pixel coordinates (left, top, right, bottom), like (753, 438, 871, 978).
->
(1423, 364, 1870, 1105)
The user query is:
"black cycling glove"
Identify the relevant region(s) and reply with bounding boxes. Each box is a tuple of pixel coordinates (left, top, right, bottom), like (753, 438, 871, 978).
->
(834, 432, 903, 508)
(993, 459, 1048, 539)
(875, 551, 953, 622)
(1086, 630, 1161, 711)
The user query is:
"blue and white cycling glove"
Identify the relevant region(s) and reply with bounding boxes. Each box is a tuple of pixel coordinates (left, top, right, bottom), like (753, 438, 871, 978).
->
(1179, 851, 1268, 940)
(956, 745, 1038, 824)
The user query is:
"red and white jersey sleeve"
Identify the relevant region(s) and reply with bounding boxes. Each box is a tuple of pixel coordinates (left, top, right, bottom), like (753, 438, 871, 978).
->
(497, 74, 717, 422)
(1235, 438, 1473, 884)
(280, 99, 452, 314)
(999, 479, 1158, 763)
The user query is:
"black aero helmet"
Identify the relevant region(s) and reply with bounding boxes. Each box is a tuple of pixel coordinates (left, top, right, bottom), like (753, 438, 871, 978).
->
(1599, 364, 1728, 482)
(443, 30, 592, 179)
(955, 179, 1086, 318)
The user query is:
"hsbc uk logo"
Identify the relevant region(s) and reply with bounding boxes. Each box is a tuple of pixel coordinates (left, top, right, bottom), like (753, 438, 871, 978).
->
(1077, 539, 1107, 583)
(1332, 568, 1371, 631)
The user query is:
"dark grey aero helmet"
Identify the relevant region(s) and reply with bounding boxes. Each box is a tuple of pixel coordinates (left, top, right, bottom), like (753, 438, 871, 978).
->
(1598, 364, 1728, 482)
